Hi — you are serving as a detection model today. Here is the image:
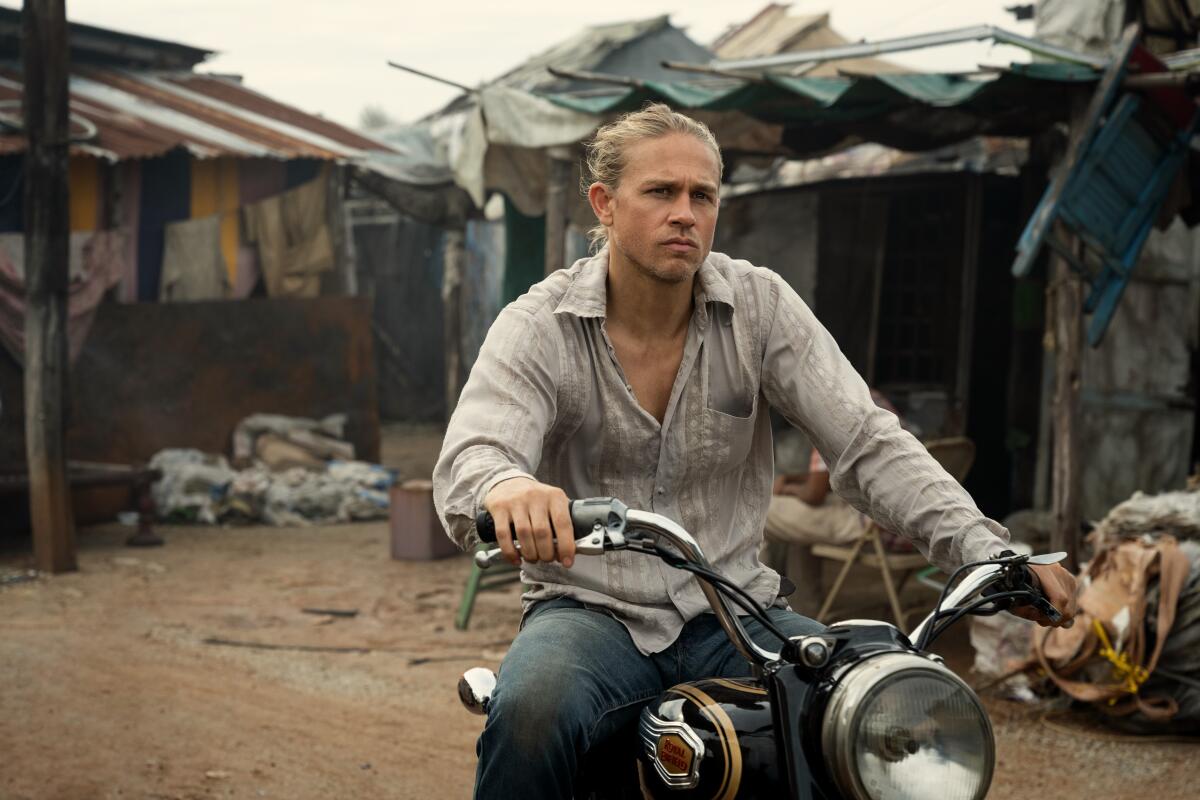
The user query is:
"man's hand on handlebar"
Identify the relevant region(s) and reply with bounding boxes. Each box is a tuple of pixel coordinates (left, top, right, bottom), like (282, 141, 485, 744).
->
(1017, 562, 1079, 628)
(483, 477, 576, 568)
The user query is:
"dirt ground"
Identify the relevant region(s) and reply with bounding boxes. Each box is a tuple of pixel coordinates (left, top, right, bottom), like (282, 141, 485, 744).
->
(1, 425, 1196, 799)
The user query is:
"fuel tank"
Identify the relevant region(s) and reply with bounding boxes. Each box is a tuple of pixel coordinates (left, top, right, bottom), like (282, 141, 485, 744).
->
(637, 677, 782, 799)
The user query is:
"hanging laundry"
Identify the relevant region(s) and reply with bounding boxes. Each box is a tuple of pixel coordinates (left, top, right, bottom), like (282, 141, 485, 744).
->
(0, 232, 92, 282)
(242, 193, 287, 296)
(242, 171, 334, 299)
(160, 215, 229, 302)
(0, 228, 127, 363)
(233, 242, 261, 299)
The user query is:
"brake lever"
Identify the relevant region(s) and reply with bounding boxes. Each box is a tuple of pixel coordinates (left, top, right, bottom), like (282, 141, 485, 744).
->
(474, 524, 627, 569)
(982, 551, 1069, 626)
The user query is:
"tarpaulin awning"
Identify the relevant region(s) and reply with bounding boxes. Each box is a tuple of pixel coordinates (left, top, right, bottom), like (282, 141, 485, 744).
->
(540, 62, 1099, 153)
(543, 62, 1098, 132)
(424, 63, 1104, 214)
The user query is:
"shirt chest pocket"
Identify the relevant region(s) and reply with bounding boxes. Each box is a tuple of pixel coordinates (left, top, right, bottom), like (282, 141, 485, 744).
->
(692, 325, 758, 474)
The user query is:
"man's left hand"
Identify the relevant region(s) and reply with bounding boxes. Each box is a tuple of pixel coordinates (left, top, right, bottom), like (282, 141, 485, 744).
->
(1014, 562, 1079, 628)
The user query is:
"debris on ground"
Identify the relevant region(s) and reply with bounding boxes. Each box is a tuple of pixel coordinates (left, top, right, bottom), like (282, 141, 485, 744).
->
(1091, 488, 1200, 548)
(1031, 486, 1200, 736)
(232, 413, 354, 468)
(149, 413, 395, 526)
(0, 569, 38, 586)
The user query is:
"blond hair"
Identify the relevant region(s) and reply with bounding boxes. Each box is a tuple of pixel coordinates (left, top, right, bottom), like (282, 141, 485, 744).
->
(583, 103, 723, 250)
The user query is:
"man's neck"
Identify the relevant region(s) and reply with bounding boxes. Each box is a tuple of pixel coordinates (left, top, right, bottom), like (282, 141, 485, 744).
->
(604, 248, 695, 340)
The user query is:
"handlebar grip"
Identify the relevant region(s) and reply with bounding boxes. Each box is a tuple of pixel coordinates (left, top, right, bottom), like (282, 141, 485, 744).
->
(476, 510, 498, 543)
(986, 559, 1067, 625)
(476, 497, 627, 544)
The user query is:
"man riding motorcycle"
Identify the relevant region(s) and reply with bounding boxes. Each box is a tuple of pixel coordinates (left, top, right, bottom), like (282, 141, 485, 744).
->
(432, 103, 1078, 799)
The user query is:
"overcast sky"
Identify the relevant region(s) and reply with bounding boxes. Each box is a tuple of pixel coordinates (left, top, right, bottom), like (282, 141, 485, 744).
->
(60, 0, 1036, 130)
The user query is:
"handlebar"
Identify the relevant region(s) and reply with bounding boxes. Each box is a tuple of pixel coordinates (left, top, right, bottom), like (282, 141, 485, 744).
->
(908, 551, 1071, 650)
(474, 497, 781, 668)
(475, 497, 1072, 665)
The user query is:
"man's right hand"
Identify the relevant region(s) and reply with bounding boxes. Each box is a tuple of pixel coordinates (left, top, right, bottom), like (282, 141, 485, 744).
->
(483, 477, 576, 568)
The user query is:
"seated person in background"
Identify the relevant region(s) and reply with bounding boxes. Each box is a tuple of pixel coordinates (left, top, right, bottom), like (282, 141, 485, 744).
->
(761, 390, 906, 615)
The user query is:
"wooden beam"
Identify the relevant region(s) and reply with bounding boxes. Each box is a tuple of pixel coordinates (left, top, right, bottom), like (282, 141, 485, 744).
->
(952, 174, 984, 435)
(1050, 234, 1083, 572)
(22, 0, 76, 573)
(863, 197, 889, 386)
(442, 227, 466, 419)
(543, 147, 572, 277)
(326, 164, 355, 295)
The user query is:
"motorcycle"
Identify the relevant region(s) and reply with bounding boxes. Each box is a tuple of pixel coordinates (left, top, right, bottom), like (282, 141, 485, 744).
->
(458, 497, 1067, 800)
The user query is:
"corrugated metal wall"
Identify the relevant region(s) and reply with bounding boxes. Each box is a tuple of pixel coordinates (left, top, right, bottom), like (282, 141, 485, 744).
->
(1079, 219, 1200, 519)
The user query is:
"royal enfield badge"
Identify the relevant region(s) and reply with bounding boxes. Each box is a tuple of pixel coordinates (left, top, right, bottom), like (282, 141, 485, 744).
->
(655, 733, 695, 778)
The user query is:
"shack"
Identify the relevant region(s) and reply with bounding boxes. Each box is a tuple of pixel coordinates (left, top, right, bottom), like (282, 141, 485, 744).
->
(0, 9, 401, 526)
(386, 3, 1200, 532)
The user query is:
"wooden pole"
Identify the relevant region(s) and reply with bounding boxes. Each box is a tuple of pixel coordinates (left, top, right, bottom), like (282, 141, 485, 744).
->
(543, 147, 571, 277)
(22, 0, 76, 573)
(442, 227, 466, 419)
(1050, 237, 1083, 571)
(952, 174, 983, 436)
(326, 164, 355, 295)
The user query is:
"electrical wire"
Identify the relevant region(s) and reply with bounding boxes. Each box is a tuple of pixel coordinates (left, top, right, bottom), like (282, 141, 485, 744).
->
(650, 544, 792, 646)
(917, 590, 1033, 651)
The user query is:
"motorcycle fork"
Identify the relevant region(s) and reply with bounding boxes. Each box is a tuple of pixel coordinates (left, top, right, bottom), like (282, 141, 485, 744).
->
(766, 664, 828, 800)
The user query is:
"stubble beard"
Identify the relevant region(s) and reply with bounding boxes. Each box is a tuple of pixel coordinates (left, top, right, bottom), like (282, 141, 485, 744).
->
(613, 239, 701, 286)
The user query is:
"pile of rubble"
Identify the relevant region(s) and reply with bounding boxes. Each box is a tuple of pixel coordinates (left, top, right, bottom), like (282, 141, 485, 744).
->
(149, 414, 394, 526)
(978, 488, 1200, 735)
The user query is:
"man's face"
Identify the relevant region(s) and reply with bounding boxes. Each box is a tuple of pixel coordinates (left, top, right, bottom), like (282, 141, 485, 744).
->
(590, 132, 720, 284)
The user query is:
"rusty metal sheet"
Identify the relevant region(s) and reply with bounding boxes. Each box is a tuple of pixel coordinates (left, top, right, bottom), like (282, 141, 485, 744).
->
(0, 66, 394, 162)
(0, 297, 380, 471)
(169, 75, 393, 154)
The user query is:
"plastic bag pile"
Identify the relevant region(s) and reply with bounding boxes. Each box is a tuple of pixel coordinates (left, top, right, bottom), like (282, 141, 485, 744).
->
(148, 413, 395, 526)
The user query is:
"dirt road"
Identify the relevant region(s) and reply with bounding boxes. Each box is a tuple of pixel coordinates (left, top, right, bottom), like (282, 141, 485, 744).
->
(2, 521, 1195, 799)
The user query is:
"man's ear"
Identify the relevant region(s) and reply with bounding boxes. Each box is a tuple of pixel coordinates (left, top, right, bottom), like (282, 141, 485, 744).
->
(587, 181, 615, 226)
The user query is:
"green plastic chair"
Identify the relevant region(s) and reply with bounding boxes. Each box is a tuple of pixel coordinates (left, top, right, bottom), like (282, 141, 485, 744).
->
(455, 543, 522, 630)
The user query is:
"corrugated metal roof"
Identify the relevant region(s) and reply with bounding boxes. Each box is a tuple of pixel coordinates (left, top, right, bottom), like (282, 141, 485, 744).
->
(492, 16, 676, 91)
(0, 66, 394, 162)
(712, 5, 906, 76)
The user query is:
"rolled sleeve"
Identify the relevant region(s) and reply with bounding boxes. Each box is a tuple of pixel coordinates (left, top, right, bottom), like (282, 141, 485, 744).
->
(433, 305, 560, 549)
(759, 273, 1009, 573)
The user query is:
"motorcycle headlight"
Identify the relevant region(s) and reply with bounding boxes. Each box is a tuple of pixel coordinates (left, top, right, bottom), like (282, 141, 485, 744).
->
(821, 652, 994, 800)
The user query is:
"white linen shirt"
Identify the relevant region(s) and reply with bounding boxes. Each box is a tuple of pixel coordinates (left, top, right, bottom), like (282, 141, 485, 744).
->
(433, 247, 1009, 655)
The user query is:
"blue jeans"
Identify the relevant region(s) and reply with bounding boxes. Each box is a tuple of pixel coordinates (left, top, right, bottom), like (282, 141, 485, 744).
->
(474, 597, 823, 798)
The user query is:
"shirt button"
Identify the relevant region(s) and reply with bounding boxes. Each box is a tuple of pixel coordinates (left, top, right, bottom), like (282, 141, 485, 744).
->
(656, 487, 665, 495)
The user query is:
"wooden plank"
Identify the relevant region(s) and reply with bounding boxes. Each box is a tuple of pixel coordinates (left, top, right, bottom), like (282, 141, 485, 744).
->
(22, 0, 76, 572)
(952, 174, 983, 435)
(325, 164, 354, 295)
(863, 196, 889, 385)
(543, 148, 571, 277)
(1051, 234, 1083, 572)
(442, 227, 466, 417)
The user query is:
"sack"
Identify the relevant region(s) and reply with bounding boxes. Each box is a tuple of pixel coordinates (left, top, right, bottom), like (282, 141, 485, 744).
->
(1034, 536, 1190, 721)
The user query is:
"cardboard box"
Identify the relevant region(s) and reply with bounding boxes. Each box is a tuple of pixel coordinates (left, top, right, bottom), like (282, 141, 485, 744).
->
(389, 479, 459, 560)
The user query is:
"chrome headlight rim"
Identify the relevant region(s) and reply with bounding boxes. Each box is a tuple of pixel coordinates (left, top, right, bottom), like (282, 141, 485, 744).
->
(821, 652, 995, 800)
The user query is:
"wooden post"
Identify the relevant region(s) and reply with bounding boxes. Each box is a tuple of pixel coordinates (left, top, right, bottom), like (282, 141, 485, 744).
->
(442, 226, 466, 419)
(23, 0, 76, 573)
(1050, 237, 1083, 571)
(951, 175, 983, 436)
(327, 164, 356, 295)
(543, 147, 571, 277)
